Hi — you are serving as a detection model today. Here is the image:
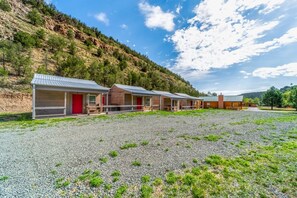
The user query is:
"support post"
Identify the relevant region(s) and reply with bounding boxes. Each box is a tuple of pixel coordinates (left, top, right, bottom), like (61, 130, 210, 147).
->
(64, 92, 67, 116)
(142, 96, 145, 111)
(32, 85, 36, 119)
(131, 95, 134, 111)
(170, 99, 172, 112)
(100, 93, 103, 113)
(149, 97, 152, 111)
(106, 93, 109, 114)
(159, 96, 161, 110)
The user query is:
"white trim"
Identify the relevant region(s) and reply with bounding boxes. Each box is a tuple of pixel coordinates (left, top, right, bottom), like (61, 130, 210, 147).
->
(32, 85, 36, 119)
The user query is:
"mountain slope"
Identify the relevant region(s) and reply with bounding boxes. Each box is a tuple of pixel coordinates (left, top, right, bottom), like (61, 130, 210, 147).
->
(0, 0, 200, 96)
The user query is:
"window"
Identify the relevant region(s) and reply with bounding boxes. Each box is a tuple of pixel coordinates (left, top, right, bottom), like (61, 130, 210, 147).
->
(89, 95, 96, 105)
(145, 97, 150, 106)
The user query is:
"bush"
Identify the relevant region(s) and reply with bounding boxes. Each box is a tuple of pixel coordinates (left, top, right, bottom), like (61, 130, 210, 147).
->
(67, 29, 74, 40)
(68, 42, 76, 55)
(27, 9, 44, 26)
(14, 31, 36, 48)
(35, 29, 46, 40)
(96, 48, 103, 57)
(47, 35, 66, 52)
(0, 0, 11, 12)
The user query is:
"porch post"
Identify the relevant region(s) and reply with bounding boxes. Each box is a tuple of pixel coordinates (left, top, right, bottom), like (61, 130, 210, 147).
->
(106, 93, 109, 114)
(170, 98, 172, 111)
(64, 92, 67, 116)
(131, 95, 134, 111)
(100, 93, 103, 113)
(159, 96, 161, 110)
(32, 85, 36, 119)
(149, 97, 152, 111)
(142, 96, 145, 111)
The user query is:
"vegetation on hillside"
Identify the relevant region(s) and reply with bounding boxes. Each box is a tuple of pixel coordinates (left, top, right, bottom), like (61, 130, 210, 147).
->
(0, 0, 199, 96)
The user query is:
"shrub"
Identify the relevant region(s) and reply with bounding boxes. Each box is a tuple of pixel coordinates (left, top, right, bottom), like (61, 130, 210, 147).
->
(68, 42, 76, 55)
(165, 172, 178, 184)
(27, 9, 44, 26)
(153, 178, 163, 186)
(96, 48, 103, 57)
(67, 29, 74, 40)
(47, 35, 66, 52)
(0, 0, 11, 12)
(111, 170, 121, 177)
(35, 29, 46, 40)
(115, 185, 128, 198)
(14, 31, 36, 48)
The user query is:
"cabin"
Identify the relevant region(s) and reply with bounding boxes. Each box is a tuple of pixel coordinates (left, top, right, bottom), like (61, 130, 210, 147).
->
(108, 84, 160, 111)
(199, 94, 243, 110)
(31, 74, 109, 119)
(152, 90, 185, 111)
(175, 93, 201, 110)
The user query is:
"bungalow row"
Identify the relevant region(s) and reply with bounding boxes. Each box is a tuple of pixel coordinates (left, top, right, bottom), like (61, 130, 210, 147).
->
(198, 95, 243, 110)
(31, 74, 243, 119)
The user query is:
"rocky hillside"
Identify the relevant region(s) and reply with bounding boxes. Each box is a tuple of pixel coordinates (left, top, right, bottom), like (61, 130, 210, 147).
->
(0, 0, 200, 98)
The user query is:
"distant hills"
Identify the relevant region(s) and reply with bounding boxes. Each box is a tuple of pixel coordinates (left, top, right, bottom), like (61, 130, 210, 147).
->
(241, 85, 296, 99)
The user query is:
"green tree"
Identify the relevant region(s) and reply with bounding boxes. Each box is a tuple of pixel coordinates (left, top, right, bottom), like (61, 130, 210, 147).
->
(289, 86, 297, 110)
(14, 31, 36, 48)
(57, 55, 89, 79)
(261, 86, 282, 110)
(47, 35, 66, 52)
(67, 29, 74, 40)
(88, 61, 104, 83)
(35, 29, 46, 40)
(96, 48, 103, 57)
(68, 42, 76, 55)
(0, 0, 11, 12)
(27, 9, 44, 26)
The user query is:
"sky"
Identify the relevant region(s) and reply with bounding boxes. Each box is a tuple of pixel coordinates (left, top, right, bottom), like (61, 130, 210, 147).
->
(47, 0, 297, 95)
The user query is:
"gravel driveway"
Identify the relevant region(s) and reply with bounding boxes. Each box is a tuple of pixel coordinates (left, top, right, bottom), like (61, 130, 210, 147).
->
(0, 110, 296, 197)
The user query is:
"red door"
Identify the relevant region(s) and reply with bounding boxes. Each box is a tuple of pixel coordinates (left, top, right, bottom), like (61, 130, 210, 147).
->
(72, 94, 83, 114)
(102, 96, 105, 105)
(137, 97, 142, 110)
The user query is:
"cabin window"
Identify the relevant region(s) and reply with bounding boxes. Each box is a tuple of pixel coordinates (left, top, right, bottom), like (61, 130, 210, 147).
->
(89, 95, 96, 105)
(145, 97, 150, 106)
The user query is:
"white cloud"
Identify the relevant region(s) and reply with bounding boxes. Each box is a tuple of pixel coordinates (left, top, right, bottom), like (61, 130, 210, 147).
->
(170, 0, 297, 77)
(176, 4, 182, 14)
(252, 62, 297, 79)
(139, 2, 175, 32)
(120, 24, 128, 29)
(240, 70, 251, 78)
(94, 13, 109, 25)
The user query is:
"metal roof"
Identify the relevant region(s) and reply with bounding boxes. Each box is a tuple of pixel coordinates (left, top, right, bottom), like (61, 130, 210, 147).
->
(152, 90, 185, 99)
(31, 73, 109, 92)
(114, 84, 160, 96)
(175, 93, 200, 100)
(198, 96, 243, 102)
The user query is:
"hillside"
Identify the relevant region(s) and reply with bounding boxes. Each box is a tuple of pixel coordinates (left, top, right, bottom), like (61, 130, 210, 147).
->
(241, 92, 265, 99)
(0, 0, 199, 97)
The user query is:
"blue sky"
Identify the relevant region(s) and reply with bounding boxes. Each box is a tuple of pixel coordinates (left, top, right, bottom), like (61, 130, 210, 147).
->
(48, 0, 297, 95)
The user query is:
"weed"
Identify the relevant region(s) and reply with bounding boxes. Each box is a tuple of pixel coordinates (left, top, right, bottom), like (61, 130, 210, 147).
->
(132, 160, 141, 166)
(55, 177, 70, 188)
(120, 143, 137, 150)
(141, 141, 149, 146)
(0, 176, 9, 181)
(99, 157, 108, 164)
(104, 183, 112, 191)
(89, 177, 103, 187)
(50, 170, 57, 175)
(153, 178, 163, 186)
(204, 134, 222, 141)
(165, 148, 169, 152)
(181, 163, 187, 168)
(168, 128, 175, 132)
(111, 170, 121, 177)
(193, 158, 198, 163)
(113, 177, 119, 183)
(141, 175, 151, 183)
(109, 150, 118, 158)
(166, 172, 178, 184)
(140, 184, 153, 198)
(55, 162, 62, 167)
(114, 184, 128, 198)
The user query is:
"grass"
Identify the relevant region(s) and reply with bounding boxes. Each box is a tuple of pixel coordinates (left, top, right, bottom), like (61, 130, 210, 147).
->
(99, 157, 108, 164)
(55, 177, 70, 188)
(254, 115, 297, 125)
(109, 150, 118, 158)
(259, 106, 296, 111)
(0, 176, 9, 181)
(55, 162, 62, 167)
(120, 143, 137, 150)
(114, 185, 128, 198)
(140, 184, 153, 198)
(204, 134, 223, 141)
(132, 160, 141, 166)
(89, 177, 104, 187)
(111, 170, 121, 177)
(140, 141, 149, 146)
(141, 175, 150, 183)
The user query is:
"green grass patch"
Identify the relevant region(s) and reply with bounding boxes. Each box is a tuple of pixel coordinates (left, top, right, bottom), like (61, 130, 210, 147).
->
(114, 184, 128, 198)
(132, 160, 141, 166)
(89, 177, 104, 187)
(120, 143, 137, 150)
(111, 170, 121, 177)
(141, 175, 151, 183)
(109, 150, 118, 158)
(204, 134, 223, 141)
(99, 157, 108, 164)
(141, 141, 149, 146)
(140, 184, 153, 198)
(0, 176, 9, 181)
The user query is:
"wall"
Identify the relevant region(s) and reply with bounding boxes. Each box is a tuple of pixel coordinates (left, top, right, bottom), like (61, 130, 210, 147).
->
(109, 86, 126, 105)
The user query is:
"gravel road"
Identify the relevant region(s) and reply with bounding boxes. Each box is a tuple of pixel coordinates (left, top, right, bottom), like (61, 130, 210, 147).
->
(0, 110, 295, 197)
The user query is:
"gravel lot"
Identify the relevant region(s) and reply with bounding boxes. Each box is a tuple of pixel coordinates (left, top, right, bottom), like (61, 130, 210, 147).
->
(0, 110, 296, 197)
